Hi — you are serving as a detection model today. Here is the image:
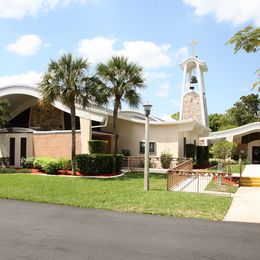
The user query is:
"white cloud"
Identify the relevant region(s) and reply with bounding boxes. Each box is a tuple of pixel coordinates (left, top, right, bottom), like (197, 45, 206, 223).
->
(183, 0, 260, 26)
(77, 36, 184, 69)
(0, 71, 42, 87)
(155, 81, 171, 97)
(120, 41, 172, 69)
(6, 34, 42, 56)
(0, 0, 89, 19)
(78, 37, 117, 64)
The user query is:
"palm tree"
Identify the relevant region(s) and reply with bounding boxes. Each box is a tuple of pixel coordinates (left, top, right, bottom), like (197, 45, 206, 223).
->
(0, 99, 9, 128)
(40, 53, 94, 175)
(96, 56, 146, 173)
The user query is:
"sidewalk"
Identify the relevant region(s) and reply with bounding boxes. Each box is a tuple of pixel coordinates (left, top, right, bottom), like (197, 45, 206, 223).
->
(224, 187, 260, 224)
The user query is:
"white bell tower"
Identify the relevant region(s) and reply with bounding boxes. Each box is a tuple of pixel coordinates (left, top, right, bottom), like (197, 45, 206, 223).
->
(179, 40, 209, 127)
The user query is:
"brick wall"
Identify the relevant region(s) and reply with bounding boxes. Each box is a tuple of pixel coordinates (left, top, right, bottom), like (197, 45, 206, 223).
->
(33, 132, 82, 158)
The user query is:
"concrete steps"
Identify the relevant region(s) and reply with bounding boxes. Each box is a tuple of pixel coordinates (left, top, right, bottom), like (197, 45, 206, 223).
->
(240, 177, 260, 187)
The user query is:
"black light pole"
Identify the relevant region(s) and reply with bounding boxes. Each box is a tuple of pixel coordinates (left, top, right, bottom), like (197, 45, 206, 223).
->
(143, 103, 152, 191)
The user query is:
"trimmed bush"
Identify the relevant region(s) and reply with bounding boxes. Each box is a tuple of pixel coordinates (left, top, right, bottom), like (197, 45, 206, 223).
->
(59, 158, 71, 170)
(88, 140, 108, 154)
(196, 146, 209, 166)
(121, 149, 131, 156)
(160, 151, 173, 169)
(186, 144, 196, 159)
(32, 157, 61, 174)
(76, 154, 124, 175)
(0, 168, 15, 174)
(16, 169, 32, 173)
(21, 157, 35, 168)
(42, 159, 60, 175)
(33, 157, 51, 170)
(0, 157, 9, 167)
(75, 154, 89, 174)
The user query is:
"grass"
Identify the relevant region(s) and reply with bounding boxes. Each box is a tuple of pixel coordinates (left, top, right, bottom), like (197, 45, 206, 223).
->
(207, 164, 245, 174)
(205, 179, 238, 193)
(0, 172, 233, 221)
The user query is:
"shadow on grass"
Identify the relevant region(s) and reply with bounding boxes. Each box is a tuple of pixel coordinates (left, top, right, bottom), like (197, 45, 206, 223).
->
(80, 172, 167, 182)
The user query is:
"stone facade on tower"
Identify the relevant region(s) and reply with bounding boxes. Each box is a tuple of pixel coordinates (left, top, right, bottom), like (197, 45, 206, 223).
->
(179, 56, 209, 127)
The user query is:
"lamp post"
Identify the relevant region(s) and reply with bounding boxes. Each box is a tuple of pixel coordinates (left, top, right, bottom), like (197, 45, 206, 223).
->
(143, 103, 152, 191)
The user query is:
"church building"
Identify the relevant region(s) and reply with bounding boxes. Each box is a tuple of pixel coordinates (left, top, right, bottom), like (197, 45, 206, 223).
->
(0, 55, 210, 167)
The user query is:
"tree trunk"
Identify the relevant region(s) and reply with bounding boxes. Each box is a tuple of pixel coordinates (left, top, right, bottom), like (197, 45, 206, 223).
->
(112, 100, 120, 174)
(71, 102, 76, 176)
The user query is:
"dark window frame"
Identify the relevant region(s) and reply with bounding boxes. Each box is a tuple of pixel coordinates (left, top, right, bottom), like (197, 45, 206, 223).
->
(139, 141, 156, 154)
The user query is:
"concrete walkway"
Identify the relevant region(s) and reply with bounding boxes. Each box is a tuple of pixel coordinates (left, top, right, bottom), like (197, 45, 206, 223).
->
(242, 164, 260, 177)
(224, 187, 260, 223)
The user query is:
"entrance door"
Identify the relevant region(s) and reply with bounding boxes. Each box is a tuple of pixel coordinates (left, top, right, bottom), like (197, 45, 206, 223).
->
(252, 146, 260, 164)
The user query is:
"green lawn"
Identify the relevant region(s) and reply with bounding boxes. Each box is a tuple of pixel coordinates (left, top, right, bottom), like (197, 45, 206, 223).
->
(205, 179, 238, 193)
(0, 172, 232, 221)
(207, 164, 245, 174)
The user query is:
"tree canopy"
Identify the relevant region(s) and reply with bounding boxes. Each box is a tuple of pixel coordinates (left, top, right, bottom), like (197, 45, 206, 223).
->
(209, 94, 259, 132)
(96, 56, 145, 172)
(40, 53, 95, 175)
(226, 25, 260, 91)
(0, 99, 9, 128)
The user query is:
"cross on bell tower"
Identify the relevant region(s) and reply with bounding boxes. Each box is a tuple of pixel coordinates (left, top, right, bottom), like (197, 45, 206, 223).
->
(190, 39, 198, 57)
(179, 45, 209, 127)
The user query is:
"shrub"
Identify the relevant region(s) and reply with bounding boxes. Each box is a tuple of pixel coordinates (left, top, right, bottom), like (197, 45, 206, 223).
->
(59, 158, 71, 170)
(196, 146, 209, 166)
(76, 154, 124, 175)
(121, 149, 131, 156)
(75, 154, 89, 174)
(185, 144, 196, 159)
(33, 157, 51, 170)
(0, 168, 15, 174)
(0, 157, 9, 167)
(21, 157, 35, 168)
(160, 151, 173, 169)
(33, 157, 61, 174)
(42, 159, 60, 175)
(16, 169, 32, 173)
(88, 140, 108, 154)
(210, 141, 237, 162)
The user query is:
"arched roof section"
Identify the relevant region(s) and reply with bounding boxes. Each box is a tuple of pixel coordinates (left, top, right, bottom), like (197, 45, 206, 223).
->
(202, 122, 260, 141)
(0, 84, 107, 122)
(179, 57, 208, 72)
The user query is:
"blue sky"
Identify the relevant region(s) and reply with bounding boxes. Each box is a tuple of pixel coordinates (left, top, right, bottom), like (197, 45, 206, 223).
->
(0, 0, 259, 120)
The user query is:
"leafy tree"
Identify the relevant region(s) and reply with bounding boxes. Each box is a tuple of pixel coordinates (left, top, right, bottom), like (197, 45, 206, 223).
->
(210, 141, 237, 169)
(209, 94, 259, 131)
(0, 99, 9, 128)
(96, 56, 145, 173)
(226, 94, 259, 127)
(208, 113, 225, 132)
(171, 112, 179, 120)
(226, 25, 260, 91)
(40, 53, 95, 175)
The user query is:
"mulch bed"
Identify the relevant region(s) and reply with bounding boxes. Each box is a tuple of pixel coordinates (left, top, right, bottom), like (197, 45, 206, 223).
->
(29, 169, 122, 177)
(212, 176, 238, 186)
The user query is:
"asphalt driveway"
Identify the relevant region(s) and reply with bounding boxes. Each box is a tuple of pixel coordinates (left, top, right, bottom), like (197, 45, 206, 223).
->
(0, 199, 260, 260)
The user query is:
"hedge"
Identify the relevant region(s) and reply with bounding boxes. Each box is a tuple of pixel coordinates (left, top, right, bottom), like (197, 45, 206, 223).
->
(185, 144, 196, 159)
(88, 140, 108, 154)
(76, 154, 124, 175)
(196, 146, 209, 166)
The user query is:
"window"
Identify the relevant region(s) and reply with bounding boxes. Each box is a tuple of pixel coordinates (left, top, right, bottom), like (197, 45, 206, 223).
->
(20, 138, 27, 159)
(9, 138, 15, 166)
(183, 137, 186, 157)
(139, 141, 156, 154)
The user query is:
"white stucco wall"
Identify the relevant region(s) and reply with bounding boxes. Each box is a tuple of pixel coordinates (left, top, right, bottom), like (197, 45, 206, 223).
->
(0, 133, 33, 167)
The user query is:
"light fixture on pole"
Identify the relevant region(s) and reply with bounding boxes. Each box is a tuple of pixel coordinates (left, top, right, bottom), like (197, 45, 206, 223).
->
(143, 103, 152, 191)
